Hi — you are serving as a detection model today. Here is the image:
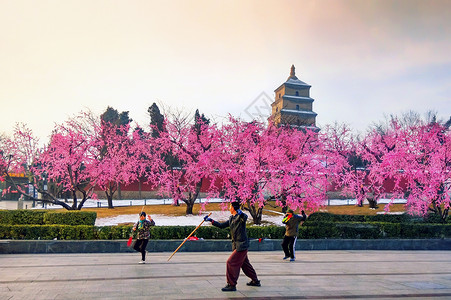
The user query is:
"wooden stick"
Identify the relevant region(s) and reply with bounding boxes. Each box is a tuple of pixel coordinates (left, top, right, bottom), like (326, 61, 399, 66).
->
(167, 212, 212, 261)
(128, 206, 146, 247)
(262, 208, 285, 215)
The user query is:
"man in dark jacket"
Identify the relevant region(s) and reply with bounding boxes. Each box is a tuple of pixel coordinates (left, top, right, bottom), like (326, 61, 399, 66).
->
(204, 201, 260, 292)
(282, 209, 307, 262)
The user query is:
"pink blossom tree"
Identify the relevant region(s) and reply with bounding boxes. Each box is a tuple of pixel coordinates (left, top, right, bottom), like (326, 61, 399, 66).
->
(320, 123, 369, 205)
(90, 107, 139, 208)
(1, 122, 89, 210)
(129, 126, 167, 192)
(0, 123, 44, 203)
(90, 122, 136, 208)
(323, 120, 406, 209)
(358, 120, 404, 209)
(1, 113, 149, 210)
(272, 124, 346, 215)
(212, 119, 278, 223)
(154, 109, 221, 215)
(211, 118, 339, 224)
(383, 119, 451, 222)
(31, 113, 99, 210)
(0, 138, 7, 183)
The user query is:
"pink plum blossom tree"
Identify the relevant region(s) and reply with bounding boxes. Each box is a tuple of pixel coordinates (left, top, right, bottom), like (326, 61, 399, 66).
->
(212, 119, 279, 223)
(272, 124, 346, 215)
(154, 110, 221, 215)
(0, 123, 44, 203)
(382, 119, 451, 222)
(90, 122, 137, 208)
(31, 113, 99, 210)
(320, 123, 368, 205)
(90, 107, 138, 208)
(211, 118, 340, 224)
(358, 120, 404, 209)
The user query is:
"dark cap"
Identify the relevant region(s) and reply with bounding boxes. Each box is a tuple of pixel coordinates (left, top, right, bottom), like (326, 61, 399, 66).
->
(231, 201, 241, 210)
(288, 209, 294, 214)
(140, 211, 146, 217)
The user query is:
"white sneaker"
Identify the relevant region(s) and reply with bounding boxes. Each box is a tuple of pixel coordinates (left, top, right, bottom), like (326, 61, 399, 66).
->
(139, 260, 146, 264)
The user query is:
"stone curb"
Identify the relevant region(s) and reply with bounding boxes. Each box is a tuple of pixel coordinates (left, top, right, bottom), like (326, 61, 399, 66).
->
(1, 239, 451, 254)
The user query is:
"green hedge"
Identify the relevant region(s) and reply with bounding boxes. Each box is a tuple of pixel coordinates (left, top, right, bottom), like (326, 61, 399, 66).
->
(300, 222, 403, 239)
(97, 225, 133, 240)
(306, 212, 418, 224)
(97, 225, 231, 240)
(43, 211, 97, 225)
(247, 226, 286, 239)
(0, 225, 97, 240)
(2, 223, 451, 240)
(0, 224, 279, 240)
(0, 210, 47, 225)
(299, 222, 451, 239)
(1, 210, 450, 240)
(0, 210, 97, 226)
(196, 225, 230, 239)
(399, 223, 451, 238)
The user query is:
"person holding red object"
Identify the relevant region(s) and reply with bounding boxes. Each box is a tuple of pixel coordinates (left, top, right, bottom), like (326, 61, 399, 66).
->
(132, 211, 155, 264)
(204, 201, 260, 292)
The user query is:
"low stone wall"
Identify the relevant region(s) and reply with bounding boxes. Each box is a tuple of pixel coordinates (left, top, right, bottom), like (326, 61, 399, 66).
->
(1, 239, 451, 254)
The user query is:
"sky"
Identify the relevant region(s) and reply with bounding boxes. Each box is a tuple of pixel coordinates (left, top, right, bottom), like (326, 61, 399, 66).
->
(1, 0, 450, 142)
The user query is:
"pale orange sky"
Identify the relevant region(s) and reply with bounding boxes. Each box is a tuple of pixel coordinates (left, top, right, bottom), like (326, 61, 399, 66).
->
(1, 0, 450, 141)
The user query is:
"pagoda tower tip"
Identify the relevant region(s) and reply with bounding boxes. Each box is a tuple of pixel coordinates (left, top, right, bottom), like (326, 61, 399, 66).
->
(290, 64, 295, 77)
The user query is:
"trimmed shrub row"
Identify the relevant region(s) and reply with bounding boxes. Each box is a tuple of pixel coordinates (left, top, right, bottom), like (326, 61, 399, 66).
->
(0, 210, 47, 225)
(43, 211, 97, 225)
(305, 212, 435, 224)
(2, 223, 451, 240)
(299, 222, 451, 239)
(0, 225, 97, 240)
(0, 210, 97, 226)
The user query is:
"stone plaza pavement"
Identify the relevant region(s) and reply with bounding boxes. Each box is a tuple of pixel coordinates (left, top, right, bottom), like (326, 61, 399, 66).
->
(1, 250, 451, 300)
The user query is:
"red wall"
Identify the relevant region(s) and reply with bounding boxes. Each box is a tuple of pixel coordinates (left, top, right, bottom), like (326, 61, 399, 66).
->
(118, 176, 223, 193)
(118, 176, 407, 194)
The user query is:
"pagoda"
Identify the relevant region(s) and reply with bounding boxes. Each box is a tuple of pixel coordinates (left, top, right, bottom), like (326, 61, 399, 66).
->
(270, 65, 318, 130)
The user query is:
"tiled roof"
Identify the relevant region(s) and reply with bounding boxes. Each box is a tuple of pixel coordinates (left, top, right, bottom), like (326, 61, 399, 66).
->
(280, 108, 317, 116)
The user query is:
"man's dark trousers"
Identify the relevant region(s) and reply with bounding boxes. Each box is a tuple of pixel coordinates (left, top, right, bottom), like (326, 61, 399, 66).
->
(226, 249, 258, 286)
(282, 236, 297, 258)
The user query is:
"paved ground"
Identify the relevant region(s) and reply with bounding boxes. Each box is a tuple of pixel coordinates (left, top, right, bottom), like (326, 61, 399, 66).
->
(1, 250, 451, 299)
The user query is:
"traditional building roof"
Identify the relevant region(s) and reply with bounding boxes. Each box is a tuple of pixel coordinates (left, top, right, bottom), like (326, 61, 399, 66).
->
(275, 65, 311, 91)
(270, 64, 319, 130)
(282, 95, 314, 103)
(280, 109, 318, 116)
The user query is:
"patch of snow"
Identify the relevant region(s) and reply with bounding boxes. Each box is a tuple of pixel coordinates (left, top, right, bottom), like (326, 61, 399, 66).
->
(95, 210, 284, 227)
(326, 199, 406, 206)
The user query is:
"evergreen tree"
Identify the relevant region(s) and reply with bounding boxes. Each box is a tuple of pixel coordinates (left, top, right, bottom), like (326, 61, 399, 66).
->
(101, 106, 132, 127)
(148, 103, 165, 138)
(194, 109, 210, 135)
(99, 106, 132, 207)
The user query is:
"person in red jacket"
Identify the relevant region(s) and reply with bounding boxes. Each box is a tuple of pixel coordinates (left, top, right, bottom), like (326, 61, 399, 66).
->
(204, 201, 261, 292)
(282, 209, 307, 262)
